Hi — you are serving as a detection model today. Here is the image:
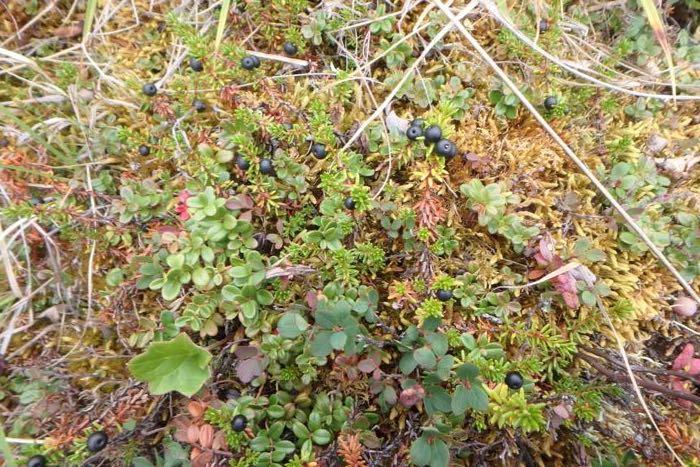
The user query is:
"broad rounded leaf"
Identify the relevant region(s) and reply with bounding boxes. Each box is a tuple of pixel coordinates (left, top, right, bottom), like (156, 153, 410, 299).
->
(330, 331, 347, 350)
(128, 333, 211, 397)
(410, 435, 431, 466)
(277, 313, 309, 338)
(311, 428, 331, 445)
(413, 347, 437, 369)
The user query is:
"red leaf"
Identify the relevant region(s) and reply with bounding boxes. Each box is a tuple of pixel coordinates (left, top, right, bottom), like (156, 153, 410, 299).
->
(399, 384, 425, 407)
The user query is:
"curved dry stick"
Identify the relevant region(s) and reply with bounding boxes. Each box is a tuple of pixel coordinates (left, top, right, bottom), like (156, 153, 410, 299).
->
(480, 0, 699, 101)
(432, 0, 700, 306)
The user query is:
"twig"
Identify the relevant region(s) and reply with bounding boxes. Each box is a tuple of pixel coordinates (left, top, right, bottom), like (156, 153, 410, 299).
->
(578, 352, 700, 405)
(582, 346, 700, 385)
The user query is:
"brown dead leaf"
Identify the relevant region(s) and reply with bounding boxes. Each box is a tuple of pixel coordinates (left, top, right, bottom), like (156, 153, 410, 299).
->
(198, 424, 214, 449)
(187, 400, 206, 418)
(187, 425, 200, 444)
(53, 23, 82, 39)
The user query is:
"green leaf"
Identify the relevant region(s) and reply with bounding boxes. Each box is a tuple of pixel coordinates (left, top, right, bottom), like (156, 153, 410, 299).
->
(413, 347, 437, 369)
(311, 428, 331, 445)
(127, 333, 212, 397)
(455, 363, 479, 382)
(451, 385, 470, 415)
(399, 352, 417, 374)
(291, 421, 310, 439)
(410, 435, 431, 466)
(310, 331, 333, 358)
(277, 313, 309, 338)
(330, 331, 347, 350)
(581, 290, 596, 307)
(426, 333, 448, 356)
(430, 439, 449, 467)
(161, 280, 181, 301)
(192, 267, 210, 287)
(453, 383, 488, 413)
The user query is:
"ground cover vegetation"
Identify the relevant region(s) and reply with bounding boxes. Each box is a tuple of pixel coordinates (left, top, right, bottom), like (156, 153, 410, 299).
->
(1, 0, 699, 465)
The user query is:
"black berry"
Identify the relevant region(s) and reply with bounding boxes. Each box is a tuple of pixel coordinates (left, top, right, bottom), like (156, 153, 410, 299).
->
(283, 42, 298, 56)
(311, 142, 327, 159)
(189, 57, 203, 72)
(436, 289, 453, 301)
(423, 125, 442, 145)
(27, 455, 47, 467)
(344, 197, 356, 210)
(259, 158, 274, 175)
(231, 414, 247, 432)
(539, 19, 549, 32)
(410, 118, 425, 129)
(505, 371, 524, 390)
(406, 126, 423, 141)
(236, 155, 250, 171)
(138, 145, 150, 156)
(435, 139, 457, 159)
(241, 56, 257, 70)
(86, 431, 108, 452)
(544, 96, 557, 111)
(251, 56, 261, 68)
(193, 99, 207, 113)
(142, 83, 157, 96)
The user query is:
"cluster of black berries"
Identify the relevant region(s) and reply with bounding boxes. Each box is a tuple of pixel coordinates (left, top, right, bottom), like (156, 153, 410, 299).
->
(406, 119, 457, 159)
(240, 55, 262, 71)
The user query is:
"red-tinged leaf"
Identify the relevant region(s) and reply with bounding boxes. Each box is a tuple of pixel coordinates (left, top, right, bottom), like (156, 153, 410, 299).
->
(528, 269, 546, 280)
(399, 384, 425, 407)
(553, 273, 579, 309)
(235, 345, 260, 359)
(538, 234, 555, 263)
(358, 358, 377, 373)
(306, 291, 318, 310)
(226, 194, 254, 210)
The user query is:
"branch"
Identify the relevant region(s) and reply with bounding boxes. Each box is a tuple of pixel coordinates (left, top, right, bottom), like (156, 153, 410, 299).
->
(578, 353, 700, 405)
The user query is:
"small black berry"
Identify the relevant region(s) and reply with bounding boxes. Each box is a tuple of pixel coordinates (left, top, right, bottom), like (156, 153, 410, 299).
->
(86, 431, 108, 452)
(236, 155, 250, 171)
(436, 289, 453, 301)
(539, 19, 549, 32)
(283, 42, 298, 56)
(423, 125, 442, 145)
(138, 145, 150, 156)
(544, 96, 557, 110)
(410, 118, 425, 129)
(344, 197, 356, 210)
(27, 455, 47, 467)
(406, 126, 423, 141)
(193, 99, 206, 113)
(231, 414, 247, 432)
(251, 56, 261, 68)
(505, 371, 524, 390)
(311, 142, 327, 159)
(189, 57, 203, 72)
(142, 83, 157, 96)
(435, 139, 457, 159)
(259, 158, 274, 175)
(241, 56, 257, 70)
